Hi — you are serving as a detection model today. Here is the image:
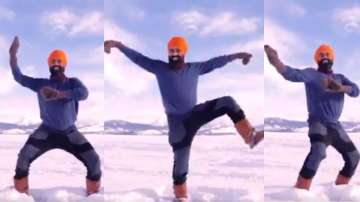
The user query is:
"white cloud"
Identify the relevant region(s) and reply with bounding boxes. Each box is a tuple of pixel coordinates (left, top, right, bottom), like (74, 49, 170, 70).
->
(104, 20, 161, 121)
(105, 93, 164, 123)
(0, 36, 15, 94)
(76, 71, 104, 124)
(334, 6, 360, 33)
(0, 51, 42, 122)
(264, 19, 311, 119)
(265, 19, 306, 62)
(228, 38, 264, 53)
(70, 11, 103, 35)
(228, 38, 264, 65)
(0, 35, 8, 61)
(266, 0, 306, 18)
(342, 97, 360, 121)
(0, 68, 14, 94)
(264, 19, 309, 84)
(0, 94, 40, 123)
(120, 4, 146, 20)
(41, 9, 103, 36)
(0, 6, 15, 20)
(104, 20, 140, 47)
(286, 2, 306, 17)
(344, 48, 360, 71)
(173, 10, 260, 36)
(71, 45, 103, 67)
(104, 20, 155, 96)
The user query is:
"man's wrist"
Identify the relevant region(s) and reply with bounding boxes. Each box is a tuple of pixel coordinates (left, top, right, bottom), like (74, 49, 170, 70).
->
(57, 90, 70, 99)
(115, 41, 123, 49)
(341, 85, 352, 94)
(10, 55, 17, 65)
(272, 58, 285, 71)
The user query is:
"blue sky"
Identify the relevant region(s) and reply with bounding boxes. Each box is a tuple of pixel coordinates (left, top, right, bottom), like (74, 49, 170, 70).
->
(265, 0, 360, 121)
(5, 1, 358, 125)
(105, 0, 264, 125)
(0, 0, 103, 124)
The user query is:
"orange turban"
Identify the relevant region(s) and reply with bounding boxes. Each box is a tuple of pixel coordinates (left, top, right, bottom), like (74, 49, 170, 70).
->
(167, 36, 188, 55)
(314, 44, 335, 62)
(48, 49, 68, 68)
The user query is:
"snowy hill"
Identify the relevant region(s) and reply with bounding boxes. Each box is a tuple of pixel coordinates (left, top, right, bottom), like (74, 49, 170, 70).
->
(265, 117, 360, 133)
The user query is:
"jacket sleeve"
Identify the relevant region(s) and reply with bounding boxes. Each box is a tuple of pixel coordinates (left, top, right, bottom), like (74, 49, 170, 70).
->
(65, 78, 89, 101)
(11, 63, 43, 92)
(193, 55, 236, 75)
(340, 74, 359, 97)
(279, 66, 316, 83)
(119, 45, 165, 74)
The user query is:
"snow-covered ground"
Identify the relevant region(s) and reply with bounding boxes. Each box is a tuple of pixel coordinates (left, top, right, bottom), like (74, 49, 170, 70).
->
(0, 135, 105, 202)
(265, 132, 360, 202)
(105, 135, 264, 202)
(0, 134, 263, 202)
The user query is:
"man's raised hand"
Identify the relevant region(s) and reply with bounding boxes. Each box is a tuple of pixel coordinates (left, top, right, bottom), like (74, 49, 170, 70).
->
(264, 45, 285, 72)
(104, 40, 122, 54)
(9, 36, 19, 56)
(238, 52, 252, 65)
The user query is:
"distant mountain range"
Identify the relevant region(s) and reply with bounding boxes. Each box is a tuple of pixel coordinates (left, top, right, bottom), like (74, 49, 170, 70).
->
(3, 117, 359, 135)
(104, 120, 240, 135)
(0, 122, 103, 135)
(265, 117, 360, 133)
(0, 119, 254, 135)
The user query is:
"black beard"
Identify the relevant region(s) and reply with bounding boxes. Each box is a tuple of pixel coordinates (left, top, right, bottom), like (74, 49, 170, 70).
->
(317, 59, 333, 74)
(50, 66, 66, 81)
(168, 56, 185, 70)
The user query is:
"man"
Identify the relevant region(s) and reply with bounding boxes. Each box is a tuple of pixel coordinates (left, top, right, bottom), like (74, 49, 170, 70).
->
(104, 36, 263, 201)
(9, 36, 102, 195)
(264, 44, 360, 190)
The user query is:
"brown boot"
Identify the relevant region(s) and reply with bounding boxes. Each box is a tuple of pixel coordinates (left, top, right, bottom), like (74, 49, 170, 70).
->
(14, 177, 29, 194)
(235, 119, 263, 148)
(335, 174, 351, 185)
(86, 179, 101, 195)
(235, 118, 254, 144)
(174, 182, 188, 200)
(294, 175, 312, 190)
(249, 130, 264, 149)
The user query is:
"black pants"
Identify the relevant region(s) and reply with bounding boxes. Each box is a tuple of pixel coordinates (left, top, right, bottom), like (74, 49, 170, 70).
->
(167, 96, 245, 185)
(300, 122, 360, 179)
(14, 124, 102, 181)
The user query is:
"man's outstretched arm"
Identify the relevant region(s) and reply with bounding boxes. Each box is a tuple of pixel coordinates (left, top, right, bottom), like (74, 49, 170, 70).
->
(104, 40, 163, 74)
(264, 44, 315, 83)
(9, 36, 42, 91)
(196, 52, 252, 75)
